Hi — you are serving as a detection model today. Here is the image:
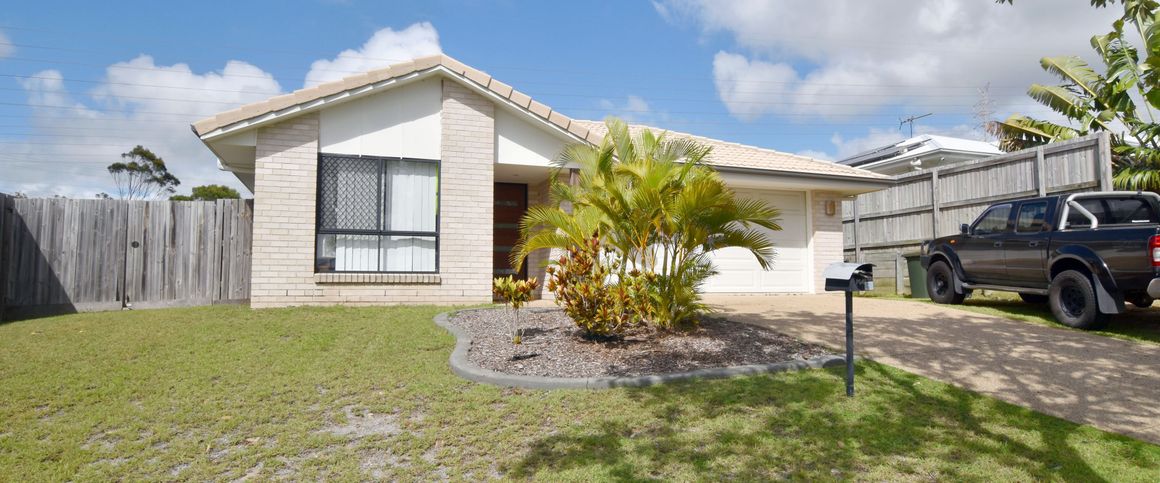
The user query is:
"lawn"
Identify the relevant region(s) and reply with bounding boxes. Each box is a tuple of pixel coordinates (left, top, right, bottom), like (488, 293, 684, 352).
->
(862, 291, 1160, 345)
(1, 306, 1158, 481)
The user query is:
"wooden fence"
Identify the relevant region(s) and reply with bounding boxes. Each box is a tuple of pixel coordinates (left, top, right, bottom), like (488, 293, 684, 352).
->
(842, 132, 1113, 294)
(0, 196, 253, 320)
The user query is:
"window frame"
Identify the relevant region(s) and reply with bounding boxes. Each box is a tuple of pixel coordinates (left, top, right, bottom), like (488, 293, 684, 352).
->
(314, 153, 441, 274)
(1013, 201, 1048, 234)
(970, 203, 1013, 236)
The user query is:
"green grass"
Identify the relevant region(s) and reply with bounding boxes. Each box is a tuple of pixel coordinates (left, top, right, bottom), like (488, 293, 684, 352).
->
(1, 306, 1158, 481)
(862, 290, 1160, 344)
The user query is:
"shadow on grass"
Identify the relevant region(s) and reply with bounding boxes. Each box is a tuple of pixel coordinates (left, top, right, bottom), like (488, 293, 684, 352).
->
(507, 362, 1160, 481)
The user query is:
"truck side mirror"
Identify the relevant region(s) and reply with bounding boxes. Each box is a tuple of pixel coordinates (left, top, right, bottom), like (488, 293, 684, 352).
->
(960, 223, 970, 235)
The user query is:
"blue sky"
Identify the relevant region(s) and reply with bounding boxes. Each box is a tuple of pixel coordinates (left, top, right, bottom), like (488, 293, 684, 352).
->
(0, 1, 1119, 197)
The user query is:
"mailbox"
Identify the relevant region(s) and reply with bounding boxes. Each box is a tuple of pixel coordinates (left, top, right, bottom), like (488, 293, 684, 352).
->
(824, 262, 875, 292)
(823, 262, 875, 397)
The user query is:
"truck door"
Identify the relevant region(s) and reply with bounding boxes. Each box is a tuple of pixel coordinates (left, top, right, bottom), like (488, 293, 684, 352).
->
(1003, 200, 1050, 287)
(957, 203, 1014, 284)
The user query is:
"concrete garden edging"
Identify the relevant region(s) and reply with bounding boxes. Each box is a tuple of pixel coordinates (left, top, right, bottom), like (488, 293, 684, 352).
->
(434, 309, 847, 390)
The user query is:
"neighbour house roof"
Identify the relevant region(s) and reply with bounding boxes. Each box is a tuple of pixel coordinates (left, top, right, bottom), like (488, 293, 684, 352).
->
(837, 134, 1000, 170)
(191, 54, 887, 182)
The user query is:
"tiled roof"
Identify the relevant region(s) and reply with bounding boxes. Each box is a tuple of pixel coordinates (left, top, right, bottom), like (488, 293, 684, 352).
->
(571, 121, 889, 180)
(192, 54, 886, 181)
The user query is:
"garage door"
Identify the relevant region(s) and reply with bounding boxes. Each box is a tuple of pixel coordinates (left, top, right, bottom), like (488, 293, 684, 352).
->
(703, 190, 810, 293)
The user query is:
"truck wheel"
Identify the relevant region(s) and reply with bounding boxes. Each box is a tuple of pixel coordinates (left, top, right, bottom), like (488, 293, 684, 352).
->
(1019, 293, 1048, 304)
(926, 261, 965, 304)
(1048, 270, 1108, 330)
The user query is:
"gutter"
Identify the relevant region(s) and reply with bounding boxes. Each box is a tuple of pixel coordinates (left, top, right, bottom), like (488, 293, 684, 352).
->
(711, 164, 895, 186)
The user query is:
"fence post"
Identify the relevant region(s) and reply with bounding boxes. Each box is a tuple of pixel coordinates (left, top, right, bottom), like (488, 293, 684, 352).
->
(0, 194, 10, 321)
(852, 196, 861, 262)
(930, 168, 940, 239)
(895, 251, 905, 295)
(1097, 131, 1113, 191)
(1035, 146, 1047, 196)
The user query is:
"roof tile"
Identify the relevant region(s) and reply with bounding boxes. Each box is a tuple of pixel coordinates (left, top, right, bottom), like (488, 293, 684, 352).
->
(189, 55, 885, 182)
(570, 120, 887, 181)
(528, 100, 551, 119)
(487, 79, 513, 98)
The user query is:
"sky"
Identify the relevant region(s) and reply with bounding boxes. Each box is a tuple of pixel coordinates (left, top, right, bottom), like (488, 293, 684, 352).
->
(0, 0, 1121, 198)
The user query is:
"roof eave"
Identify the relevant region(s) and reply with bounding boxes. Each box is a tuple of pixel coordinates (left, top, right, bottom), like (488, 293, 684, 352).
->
(711, 164, 894, 185)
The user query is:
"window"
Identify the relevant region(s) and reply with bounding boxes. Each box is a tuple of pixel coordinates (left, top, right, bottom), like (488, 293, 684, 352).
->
(972, 204, 1012, 235)
(315, 154, 439, 273)
(1015, 201, 1047, 233)
(1066, 197, 1159, 228)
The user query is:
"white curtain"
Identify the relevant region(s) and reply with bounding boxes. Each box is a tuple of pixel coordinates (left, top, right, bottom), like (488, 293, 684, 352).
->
(382, 160, 438, 271)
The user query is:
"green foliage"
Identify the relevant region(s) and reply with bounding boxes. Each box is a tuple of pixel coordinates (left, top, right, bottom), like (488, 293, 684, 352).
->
(107, 145, 181, 200)
(492, 276, 540, 344)
(991, 0, 1160, 191)
(172, 184, 242, 201)
(544, 237, 655, 337)
(515, 117, 781, 330)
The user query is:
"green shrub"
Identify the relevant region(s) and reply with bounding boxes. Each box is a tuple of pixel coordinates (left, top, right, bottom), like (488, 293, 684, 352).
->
(515, 117, 781, 330)
(545, 237, 655, 337)
(492, 276, 539, 344)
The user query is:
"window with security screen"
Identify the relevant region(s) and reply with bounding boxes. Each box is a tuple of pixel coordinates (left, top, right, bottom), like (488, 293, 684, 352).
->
(315, 154, 439, 273)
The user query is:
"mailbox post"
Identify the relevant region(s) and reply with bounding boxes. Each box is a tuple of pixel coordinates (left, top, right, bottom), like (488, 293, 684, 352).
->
(823, 262, 874, 397)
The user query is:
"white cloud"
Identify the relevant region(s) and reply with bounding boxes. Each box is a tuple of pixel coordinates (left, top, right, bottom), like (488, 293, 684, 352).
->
(3, 57, 281, 197)
(0, 29, 13, 58)
(304, 23, 442, 87)
(659, 0, 1119, 121)
(794, 149, 832, 161)
(3, 22, 444, 198)
(598, 94, 672, 127)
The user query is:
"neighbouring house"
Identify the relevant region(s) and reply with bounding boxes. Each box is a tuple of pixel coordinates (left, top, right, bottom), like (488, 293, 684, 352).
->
(191, 54, 890, 308)
(836, 134, 1001, 176)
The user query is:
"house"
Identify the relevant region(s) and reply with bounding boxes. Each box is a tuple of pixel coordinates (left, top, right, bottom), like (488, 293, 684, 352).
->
(836, 134, 1001, 176)
(191, 54, 890, 308)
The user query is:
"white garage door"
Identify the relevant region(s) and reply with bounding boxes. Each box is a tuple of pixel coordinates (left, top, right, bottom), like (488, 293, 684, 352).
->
(703, 190, 810, 293)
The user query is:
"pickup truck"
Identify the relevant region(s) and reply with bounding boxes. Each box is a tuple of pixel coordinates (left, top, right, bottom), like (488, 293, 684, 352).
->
(920, 191, 1160, 329)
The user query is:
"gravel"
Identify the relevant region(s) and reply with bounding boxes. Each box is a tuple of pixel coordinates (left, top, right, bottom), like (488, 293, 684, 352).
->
(448, 308, 831, 378)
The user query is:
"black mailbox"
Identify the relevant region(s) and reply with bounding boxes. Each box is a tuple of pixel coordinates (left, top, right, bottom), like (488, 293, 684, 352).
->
(823, 262, 874, 397)
(824, 262, 875, 292)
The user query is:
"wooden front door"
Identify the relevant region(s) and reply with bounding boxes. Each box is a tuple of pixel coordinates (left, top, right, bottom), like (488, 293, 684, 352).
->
(494, 183, 528, 280)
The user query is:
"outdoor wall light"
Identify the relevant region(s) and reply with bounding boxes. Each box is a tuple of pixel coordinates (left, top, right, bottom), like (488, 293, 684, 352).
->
(825, 200, 837, 216)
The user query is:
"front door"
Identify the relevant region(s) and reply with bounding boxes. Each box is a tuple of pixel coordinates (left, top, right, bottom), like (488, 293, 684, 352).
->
(494, 183, 528, 280)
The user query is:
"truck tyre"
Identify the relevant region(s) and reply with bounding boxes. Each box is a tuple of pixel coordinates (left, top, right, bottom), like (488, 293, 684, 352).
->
(1019, 293, 1048, 304)
(927, 261, 965, 305)
(1049, 270, 1108, 330)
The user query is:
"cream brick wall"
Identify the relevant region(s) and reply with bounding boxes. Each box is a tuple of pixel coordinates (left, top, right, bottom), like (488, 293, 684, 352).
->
(810, 191, 845, 293)
(248, 78, 496, 308)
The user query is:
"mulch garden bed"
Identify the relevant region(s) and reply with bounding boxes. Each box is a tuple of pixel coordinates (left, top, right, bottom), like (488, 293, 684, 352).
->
(447, 308, 831, 378)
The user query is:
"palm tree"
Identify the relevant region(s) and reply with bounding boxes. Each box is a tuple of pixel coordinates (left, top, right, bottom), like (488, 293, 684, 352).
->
(513, 117, 782, 327)
(990, 0, 1160, 190)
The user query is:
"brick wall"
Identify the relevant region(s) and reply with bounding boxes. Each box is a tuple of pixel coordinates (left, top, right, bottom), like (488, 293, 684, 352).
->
(248, 78, 496, 307)
(810, 191, 844, 293)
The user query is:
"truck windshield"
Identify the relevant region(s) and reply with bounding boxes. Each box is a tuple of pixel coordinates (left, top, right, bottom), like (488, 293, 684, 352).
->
(1066, 197, 1160, 227)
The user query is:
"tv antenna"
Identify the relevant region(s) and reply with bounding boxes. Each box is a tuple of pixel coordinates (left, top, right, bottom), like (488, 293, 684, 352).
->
(899, 113, 932, 137)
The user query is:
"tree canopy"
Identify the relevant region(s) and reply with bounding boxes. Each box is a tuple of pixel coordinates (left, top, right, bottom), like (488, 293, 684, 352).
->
(990, 0, 1160, 190)
(170, 184, 241, 201)
(107, 146, 181, 200)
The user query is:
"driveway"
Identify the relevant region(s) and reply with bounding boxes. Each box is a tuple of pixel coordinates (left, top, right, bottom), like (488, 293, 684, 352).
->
(706, 294, 1160, 444)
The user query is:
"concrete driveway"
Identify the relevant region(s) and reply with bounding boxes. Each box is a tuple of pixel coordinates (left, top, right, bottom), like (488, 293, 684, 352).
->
(706, 294, 1160, 444)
